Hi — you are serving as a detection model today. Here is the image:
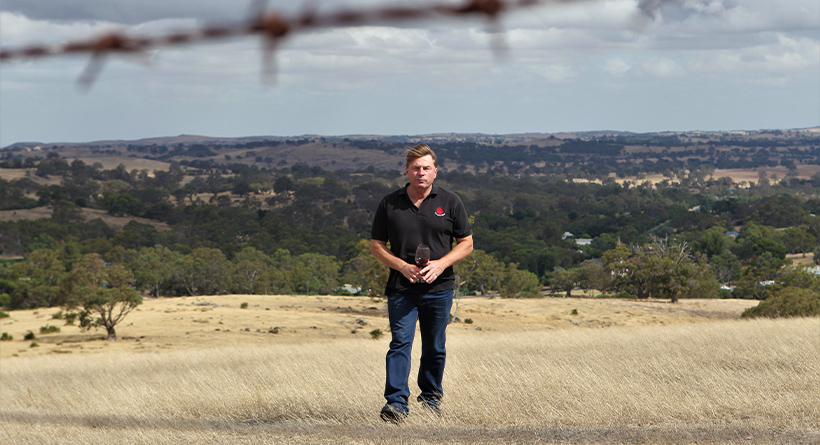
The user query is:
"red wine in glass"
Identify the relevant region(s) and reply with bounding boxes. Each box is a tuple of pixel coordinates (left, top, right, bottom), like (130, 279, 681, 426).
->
(415, 244, 430, 282)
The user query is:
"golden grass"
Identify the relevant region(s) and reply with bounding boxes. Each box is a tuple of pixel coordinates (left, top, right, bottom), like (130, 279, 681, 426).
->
(0, 169, 63, 185)
(575, 166, 820, 186)
(71, 156, 174, 173)
(1, 295, 818, 444)
(0, 295, 759, 360)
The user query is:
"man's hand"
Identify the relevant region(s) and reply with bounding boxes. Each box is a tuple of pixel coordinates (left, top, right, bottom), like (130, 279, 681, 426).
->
(399, 262, 423, 283)
(419, 260, 445, 284)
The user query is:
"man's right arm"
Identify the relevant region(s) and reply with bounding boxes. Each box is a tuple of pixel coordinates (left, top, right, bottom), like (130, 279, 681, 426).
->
(371, 239, 420, 282)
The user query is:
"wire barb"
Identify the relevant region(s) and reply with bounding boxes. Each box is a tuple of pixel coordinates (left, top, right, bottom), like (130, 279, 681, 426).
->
(0, 0, 545, 87)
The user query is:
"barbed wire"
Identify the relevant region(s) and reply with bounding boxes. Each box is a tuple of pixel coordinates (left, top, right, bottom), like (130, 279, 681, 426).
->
(0, 0, 554, 87)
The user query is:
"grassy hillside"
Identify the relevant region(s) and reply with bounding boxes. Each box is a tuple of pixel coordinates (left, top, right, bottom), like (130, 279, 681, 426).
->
(2, 296, 818, 444)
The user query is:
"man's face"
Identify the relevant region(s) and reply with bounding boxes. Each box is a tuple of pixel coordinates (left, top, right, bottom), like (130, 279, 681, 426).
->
(406, 155, 437, 190)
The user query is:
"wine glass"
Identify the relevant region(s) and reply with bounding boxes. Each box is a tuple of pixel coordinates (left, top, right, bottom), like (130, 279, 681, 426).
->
(415, 244, 430, 283)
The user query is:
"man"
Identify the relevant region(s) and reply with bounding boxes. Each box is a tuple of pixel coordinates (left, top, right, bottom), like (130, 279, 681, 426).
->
(370, 143, 474, 422)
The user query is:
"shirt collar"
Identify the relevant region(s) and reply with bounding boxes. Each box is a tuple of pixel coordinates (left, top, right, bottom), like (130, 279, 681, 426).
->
(401, 183, 439, 198)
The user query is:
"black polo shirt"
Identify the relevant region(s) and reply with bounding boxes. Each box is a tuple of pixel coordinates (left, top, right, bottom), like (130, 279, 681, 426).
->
(371, 183, 472, 295)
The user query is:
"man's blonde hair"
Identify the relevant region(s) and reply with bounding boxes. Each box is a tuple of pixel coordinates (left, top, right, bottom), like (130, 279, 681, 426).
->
(405, 143, 437, 168)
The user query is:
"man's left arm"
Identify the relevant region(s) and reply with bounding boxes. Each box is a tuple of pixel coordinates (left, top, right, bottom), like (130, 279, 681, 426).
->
(420, 235, 473, 283)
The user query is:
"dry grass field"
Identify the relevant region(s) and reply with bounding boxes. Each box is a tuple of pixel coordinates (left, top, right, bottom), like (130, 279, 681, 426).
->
(608, 166, 820, 186)
(1, 295, 818, 444)
(0, 207, 171, 232)
(0, 168, 63, 186)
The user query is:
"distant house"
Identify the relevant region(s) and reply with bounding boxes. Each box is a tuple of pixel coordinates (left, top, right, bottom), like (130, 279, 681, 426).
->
(339, 284, 361, 295)
(562, 231, 593, 246)
(689, 205, 701, 212)
(726, 231, 740, 237)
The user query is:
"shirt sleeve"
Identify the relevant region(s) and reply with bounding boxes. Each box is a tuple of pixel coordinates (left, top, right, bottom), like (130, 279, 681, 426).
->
(371, 197, 389, 242)
(451, 195, 472, 239)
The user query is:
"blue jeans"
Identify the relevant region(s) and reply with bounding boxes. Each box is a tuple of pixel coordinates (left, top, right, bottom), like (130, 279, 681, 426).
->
(384, 290, 453, 411)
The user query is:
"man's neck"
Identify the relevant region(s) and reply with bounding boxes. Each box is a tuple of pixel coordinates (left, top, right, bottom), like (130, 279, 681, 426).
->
(407, 184, 433, 203)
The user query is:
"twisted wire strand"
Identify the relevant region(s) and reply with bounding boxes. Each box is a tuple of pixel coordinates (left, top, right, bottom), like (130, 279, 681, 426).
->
(0, 0, 551, 86)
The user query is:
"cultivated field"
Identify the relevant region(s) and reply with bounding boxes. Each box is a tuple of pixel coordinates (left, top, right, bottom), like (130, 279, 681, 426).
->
(2, 295, 818, 444)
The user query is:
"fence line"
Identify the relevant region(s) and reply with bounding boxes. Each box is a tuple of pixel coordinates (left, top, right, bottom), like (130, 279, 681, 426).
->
(1, 0, 562, 86)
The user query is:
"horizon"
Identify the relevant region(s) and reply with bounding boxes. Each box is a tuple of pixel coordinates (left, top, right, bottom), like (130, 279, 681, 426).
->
(4, 125, 820, 150)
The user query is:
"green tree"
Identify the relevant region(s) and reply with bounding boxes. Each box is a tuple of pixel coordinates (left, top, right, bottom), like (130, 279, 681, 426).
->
(59, 253, 141, 340)
(454, 249, 504, 296)
(341, 240, 388, 298)
(551, 266, 579, 297)
(497, 263, 541, 298)
(133, 245, 180, 297)
(742, 287, 820, 318)
(103, 245, 139, 267)
(603, 238, 718, 302)
(779, 265, 820, 291)
(9, 249, 66, 308)
(291, 253, 340, 295)
(781, 226, 816, 257)
(732, 252, 784, 300)
(257, 249, 294, 295)
(709, 250, 742, 284)
(577, 259, 611, 296)
(231, 246, 270, 294)
(697, 226, 727, 258)
(175, 248, 230, 296)
(602, 243, 648, 298)
(732, 223, 787, 263)
(111, 221, 158, 250)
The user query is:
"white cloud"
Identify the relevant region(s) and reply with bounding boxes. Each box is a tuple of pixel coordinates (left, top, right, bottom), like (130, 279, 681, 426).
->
(640, 57, 685, 77)
(687, 34, 820, 77)
(0, 11, 110, 43)
(528, 63, 577, 82)
(604, 57, 632, 75)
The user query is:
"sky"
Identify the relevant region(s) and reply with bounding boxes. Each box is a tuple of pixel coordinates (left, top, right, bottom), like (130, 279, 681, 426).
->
(0, 0, 818, 147)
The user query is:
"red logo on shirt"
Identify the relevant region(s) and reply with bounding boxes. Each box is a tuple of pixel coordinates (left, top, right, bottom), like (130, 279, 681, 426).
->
(435, 207, 445, 217)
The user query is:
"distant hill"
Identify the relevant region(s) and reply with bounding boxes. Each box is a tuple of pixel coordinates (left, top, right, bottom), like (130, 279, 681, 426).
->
(3, 127, 818, 174)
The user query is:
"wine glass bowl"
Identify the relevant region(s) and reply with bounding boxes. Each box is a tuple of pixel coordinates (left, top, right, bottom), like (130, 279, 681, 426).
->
(415, 244, 430, 267)
(415, 244, 430, 282)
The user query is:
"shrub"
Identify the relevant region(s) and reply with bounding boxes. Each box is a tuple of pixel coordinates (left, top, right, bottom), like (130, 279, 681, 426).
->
(0, 293, 10, 307)
(742, 287, 820, 319)
(240, 302, 249, 309)
(52, 311, 64, 320)
(30, 342, 39, 348)
(570, 309, 578, 315)
(1, 332, 12, 341)
(464, 318, 473, 324)
(24, 331, 35, 341)
(0, 311, 9, 319)
(369, 329, 384, 340)
(40, 324, 61, 334)
(717, 288, 734, 299)
(64, 312, 78, 325)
